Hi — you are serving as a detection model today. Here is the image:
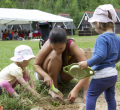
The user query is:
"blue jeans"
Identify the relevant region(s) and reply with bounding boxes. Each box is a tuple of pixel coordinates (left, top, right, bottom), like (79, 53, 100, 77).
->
(86, 75, 117, 110)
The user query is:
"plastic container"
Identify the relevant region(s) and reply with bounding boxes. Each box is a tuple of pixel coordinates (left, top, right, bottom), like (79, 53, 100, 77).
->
(63, 63, 95, 80)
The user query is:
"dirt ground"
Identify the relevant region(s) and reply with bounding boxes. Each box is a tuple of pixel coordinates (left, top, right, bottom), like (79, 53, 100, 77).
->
(31, 89, 120, 110)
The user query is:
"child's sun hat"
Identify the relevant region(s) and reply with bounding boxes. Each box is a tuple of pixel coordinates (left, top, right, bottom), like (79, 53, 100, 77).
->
(88, 4, 117, 23)
(10, 45, 35, 62)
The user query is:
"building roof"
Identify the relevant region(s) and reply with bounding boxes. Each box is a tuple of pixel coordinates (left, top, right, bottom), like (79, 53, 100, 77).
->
(85, 11, 93, 18)
(77, 11, 93, 28)
(53, 13, 76, 29)
(78, 10, 120, 28)
(115, 9, 120, 22)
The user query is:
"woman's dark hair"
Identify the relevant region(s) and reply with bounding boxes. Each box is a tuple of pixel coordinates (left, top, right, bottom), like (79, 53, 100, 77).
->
(49, 28, 67, 44)
(49, 28, 74, 67)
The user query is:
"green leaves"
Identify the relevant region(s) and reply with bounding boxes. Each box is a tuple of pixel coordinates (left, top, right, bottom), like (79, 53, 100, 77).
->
(52, 101, 59, 106)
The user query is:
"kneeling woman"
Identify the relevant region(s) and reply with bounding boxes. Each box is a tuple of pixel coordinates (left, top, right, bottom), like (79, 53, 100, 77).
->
(33, 28, 89, 103)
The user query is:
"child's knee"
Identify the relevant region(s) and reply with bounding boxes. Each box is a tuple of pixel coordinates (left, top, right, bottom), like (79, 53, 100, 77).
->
(0, 81, 15, 95)
(0, 81, 10, 88)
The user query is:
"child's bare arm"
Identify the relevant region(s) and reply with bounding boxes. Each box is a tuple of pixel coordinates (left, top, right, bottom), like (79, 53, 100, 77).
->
(28, 76, 35, 89)
(12, 91, 19, 98)
(16, 76, 41, 99)
(26, 73, 35, 89)
(25, 69, 35, 89)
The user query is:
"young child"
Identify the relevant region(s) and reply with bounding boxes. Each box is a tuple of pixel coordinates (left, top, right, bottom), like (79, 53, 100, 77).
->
(78, 4, 120, 110)
(0, 45, 41, 101)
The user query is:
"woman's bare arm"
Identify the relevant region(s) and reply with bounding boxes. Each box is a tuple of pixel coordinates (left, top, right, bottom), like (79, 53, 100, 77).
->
(33, 41, 52, 78)
(70, 41, 87, 62)
(68, 41, 89, 102)
(33, 41, 54, 87)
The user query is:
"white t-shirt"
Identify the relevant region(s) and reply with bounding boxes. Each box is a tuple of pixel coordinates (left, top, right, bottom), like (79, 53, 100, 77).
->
(0, 63, 27, 85)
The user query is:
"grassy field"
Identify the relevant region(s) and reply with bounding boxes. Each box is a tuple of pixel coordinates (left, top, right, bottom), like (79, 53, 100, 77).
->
(0, 35, 120, 110)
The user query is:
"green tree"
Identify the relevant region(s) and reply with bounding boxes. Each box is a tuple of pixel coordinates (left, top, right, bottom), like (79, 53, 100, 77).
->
(23, 0, 35, 9)
(70, 0, 81, 27)
(79, 0, 88, 11)
(13, 0, 23, 9)
(38, 0, 46, 11)
(54, 0, 63, 14)
(0, 0, 6, 7)
(45, 0, 56, 13)
(4, 0, 13, 8)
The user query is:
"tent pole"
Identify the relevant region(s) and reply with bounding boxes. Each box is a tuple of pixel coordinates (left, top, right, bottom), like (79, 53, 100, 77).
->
(71, 22, 73, 37)
(0, 21, 2, 41)
(30, 21, 31, 32)
(30, 21, 32, 39)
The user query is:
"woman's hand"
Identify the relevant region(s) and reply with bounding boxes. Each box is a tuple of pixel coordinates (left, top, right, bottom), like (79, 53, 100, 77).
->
(44, 75, 54, 87)
(49, 89, 63, 100)
(78, 61, 88, 69)
(68, 90, 78, 102)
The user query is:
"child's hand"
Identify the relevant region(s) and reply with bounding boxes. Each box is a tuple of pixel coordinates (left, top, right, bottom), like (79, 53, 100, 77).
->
(49, 89, 63, 100)
(78, 61, 88, 69)
(21, 98, 33, 105)
(68, 90, 78, 102)
(33, 91, 41, 99)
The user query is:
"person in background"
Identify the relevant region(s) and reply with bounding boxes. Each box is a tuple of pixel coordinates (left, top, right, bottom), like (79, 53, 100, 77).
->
(3, 29, 7, 34)
(23, 29, 28, 39)
(13, 30, 19, 40)
(34, 29, 38, 34)
(1, 30, 3, 40)
(3, 29, 8, 40)
(9, 29, 14, 40)
(78, 4, 120, 110)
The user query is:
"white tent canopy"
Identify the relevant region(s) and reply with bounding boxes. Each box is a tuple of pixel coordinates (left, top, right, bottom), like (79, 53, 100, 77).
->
(0, 8, 73, 25)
